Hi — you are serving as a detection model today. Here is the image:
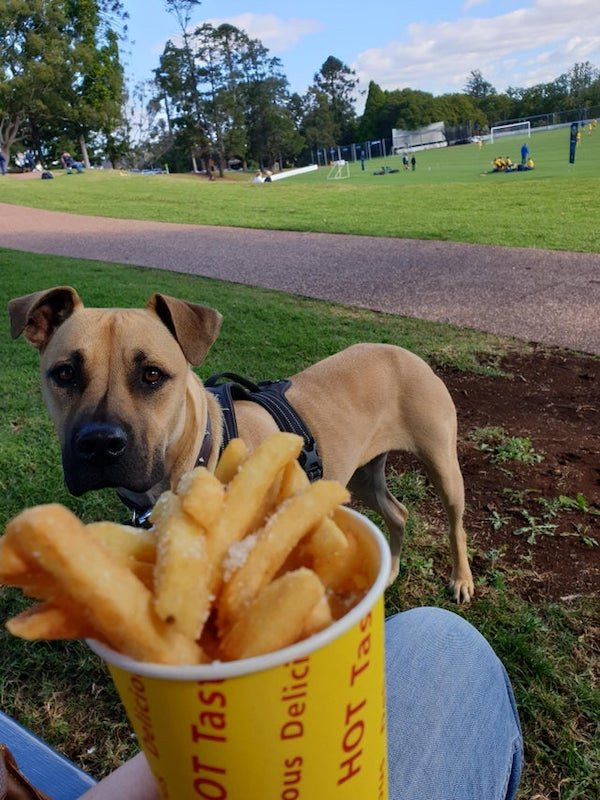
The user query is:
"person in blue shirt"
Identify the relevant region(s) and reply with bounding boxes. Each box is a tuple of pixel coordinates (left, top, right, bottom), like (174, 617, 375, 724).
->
(520, 142, 529, 166)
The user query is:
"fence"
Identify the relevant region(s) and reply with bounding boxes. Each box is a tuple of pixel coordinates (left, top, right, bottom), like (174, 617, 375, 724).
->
(309, 102, 600, 166)
(491, 103, 600, 131)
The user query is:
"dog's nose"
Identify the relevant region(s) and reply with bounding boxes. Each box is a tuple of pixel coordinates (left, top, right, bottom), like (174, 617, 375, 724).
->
(74, 422, 128, 463)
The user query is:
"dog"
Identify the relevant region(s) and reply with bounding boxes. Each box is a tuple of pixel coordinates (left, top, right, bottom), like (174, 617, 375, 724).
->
(8, 286, 474, 602)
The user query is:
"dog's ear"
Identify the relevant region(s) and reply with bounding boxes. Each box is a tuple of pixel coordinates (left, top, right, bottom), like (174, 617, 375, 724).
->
(8, 286, 83, 350)
(147, 294, 223, 365)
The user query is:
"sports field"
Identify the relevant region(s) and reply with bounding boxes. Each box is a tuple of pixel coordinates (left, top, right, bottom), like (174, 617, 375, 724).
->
(1, 127, 598, 251)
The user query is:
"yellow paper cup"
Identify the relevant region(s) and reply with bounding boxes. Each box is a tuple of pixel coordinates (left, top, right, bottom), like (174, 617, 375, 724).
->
(88, 507, 390, 800)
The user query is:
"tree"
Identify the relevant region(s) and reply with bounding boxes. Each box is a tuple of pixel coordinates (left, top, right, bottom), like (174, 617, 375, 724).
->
(433, 93, 484, 127)
(564, 61, 600, 102)
(0, 0, 126, 167)
(464, 70, 497, 100)
(358, 83, 437, 139)
(160, 0, 205, 171)
(357, 81, 386, 140)
(301, 89, 340, 151)
(61, 2, 125, 168)
(0, 0, 70, 164)
(239, 37, 300, 168)
(155, 19, 301, 173)
(308, 56, 358, 144)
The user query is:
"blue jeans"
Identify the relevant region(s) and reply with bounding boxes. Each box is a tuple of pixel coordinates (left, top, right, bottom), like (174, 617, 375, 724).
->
(385, 608, 523, 800)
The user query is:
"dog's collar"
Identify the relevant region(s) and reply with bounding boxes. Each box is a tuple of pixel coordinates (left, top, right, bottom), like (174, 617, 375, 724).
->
(195, 411, 213, 468)
(120, 413, 213, 528)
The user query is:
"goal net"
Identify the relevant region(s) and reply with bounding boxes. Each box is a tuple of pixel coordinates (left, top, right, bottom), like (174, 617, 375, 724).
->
(327, 160, 349, 180)
(490, 121, 531, 143)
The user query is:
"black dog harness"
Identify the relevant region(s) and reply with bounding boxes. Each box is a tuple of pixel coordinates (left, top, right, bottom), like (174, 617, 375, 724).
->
(121, 372, 322, 527)
(204, 373, 323, 482)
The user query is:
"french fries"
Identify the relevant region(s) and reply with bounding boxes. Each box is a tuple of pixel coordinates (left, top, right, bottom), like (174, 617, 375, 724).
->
(0, 432, 373, 664)
(0, 504, 203, 664)
(217, 480, 349, 631)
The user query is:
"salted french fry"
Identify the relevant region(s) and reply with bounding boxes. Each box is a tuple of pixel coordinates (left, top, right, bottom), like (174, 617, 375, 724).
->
(151, 493, 212, 640)
(87, 521, 156, 564)
(4, 504, 204, 664)
(301, 594, 333, 638)
(126, 559, 154, 589)
(214, 438, 248, 484)
(276, 458, 309, 502)
(246, 468, 284, 535)
(301, 517, 358, 590)
(218, 481, 349, 630)
(197, 433, 303, 619)
(220, 568, 325, 661)
(177, 467, 225, 530)
(7, 602, 91, 640)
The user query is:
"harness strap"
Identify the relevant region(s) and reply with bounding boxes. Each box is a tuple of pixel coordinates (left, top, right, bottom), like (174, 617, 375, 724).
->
(206, 382, 239, 445)
(204, 372, 323, 482)
(120, 372, 323, 527)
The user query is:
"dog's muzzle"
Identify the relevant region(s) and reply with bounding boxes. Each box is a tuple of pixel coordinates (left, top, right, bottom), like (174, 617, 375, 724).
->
(63, 419, 161, 496)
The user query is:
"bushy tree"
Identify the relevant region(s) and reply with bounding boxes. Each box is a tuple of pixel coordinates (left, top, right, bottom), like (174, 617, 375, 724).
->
(0, 0, 125, 167)
(155, 18, 300, 173)
(305, 56, 358, 145)
(0, 0, 69, 163)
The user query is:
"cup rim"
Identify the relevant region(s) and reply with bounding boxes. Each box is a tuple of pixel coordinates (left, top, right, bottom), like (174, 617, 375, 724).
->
(87, 507, 390, 680)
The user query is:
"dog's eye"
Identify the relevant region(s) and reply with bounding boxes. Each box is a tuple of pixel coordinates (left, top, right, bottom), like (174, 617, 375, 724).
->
(50, 364, 75, 386)
(142, 366, 165, 386)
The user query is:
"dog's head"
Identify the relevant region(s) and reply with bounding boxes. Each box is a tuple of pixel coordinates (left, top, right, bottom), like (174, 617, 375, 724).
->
(8, 286, 222, 496)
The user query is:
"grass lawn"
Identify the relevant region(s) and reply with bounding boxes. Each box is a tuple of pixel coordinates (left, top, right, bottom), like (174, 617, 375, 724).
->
(1, 127, 599, 252)
(1, 251, 598, 799)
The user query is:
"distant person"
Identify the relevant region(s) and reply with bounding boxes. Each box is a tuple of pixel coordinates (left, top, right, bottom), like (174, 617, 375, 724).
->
(410, 155, 416, 171)
(520, 142, 529, 165)
(0, 150, 6, 175)
(359, 149, 365, 171)
(402, 153, 409, 170)
(526, 157, 535, 169)
(61, 151, 74, 173)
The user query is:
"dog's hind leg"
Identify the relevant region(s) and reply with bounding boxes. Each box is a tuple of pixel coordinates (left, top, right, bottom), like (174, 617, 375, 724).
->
(348, 453, 408, 585)
(415, 444, 474, 604)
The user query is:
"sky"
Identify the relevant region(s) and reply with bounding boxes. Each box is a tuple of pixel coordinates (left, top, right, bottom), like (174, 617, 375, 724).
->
(123, 0, 600, 109)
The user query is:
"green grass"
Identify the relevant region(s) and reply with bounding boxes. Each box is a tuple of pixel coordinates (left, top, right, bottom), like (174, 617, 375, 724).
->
(1, 127, 599, 251)
(1, 251, 598, 797)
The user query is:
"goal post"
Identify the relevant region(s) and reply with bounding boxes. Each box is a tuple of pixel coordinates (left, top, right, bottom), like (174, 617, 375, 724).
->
(490, 120, 531, 143)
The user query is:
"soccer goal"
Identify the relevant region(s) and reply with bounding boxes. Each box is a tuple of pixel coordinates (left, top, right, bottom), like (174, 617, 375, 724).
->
(327, 159, 350, 180)
(490, 120, 531, 143)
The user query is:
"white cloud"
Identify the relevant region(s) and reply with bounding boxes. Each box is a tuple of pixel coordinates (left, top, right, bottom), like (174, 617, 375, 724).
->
(462, 0, 488, 10)
(202, 13, 323, 53)
(353, 0, 600, 95)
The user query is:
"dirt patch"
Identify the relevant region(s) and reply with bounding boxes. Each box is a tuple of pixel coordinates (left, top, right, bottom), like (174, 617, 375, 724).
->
(391, 347, 600, 602)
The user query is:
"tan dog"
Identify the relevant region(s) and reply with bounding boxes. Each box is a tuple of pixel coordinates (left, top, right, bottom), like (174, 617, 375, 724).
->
(8, 286, 474, 602)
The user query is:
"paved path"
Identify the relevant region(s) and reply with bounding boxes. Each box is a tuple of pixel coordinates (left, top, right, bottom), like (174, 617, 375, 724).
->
(2, 202, 599, 354)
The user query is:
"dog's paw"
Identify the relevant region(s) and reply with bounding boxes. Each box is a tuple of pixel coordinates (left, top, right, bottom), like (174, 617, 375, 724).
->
(449, 575, 475, 604)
